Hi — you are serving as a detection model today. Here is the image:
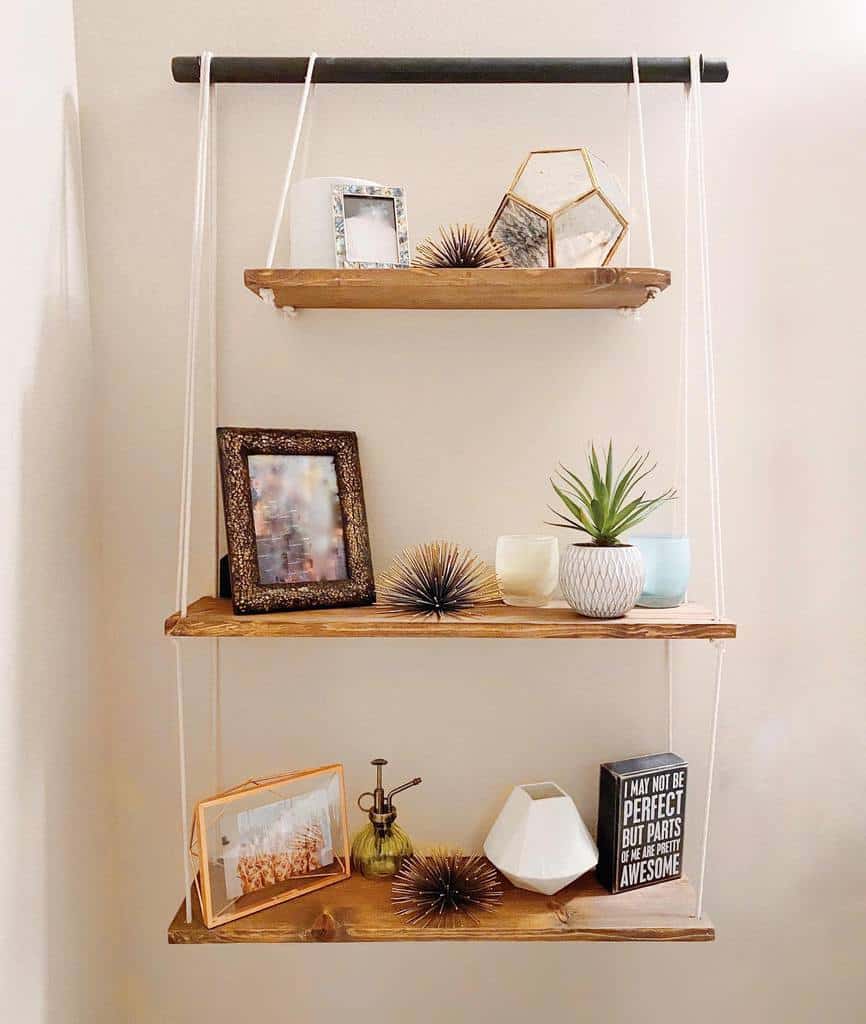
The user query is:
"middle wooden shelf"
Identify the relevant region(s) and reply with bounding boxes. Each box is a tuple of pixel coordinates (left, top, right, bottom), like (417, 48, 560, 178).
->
(165, 597, 735, 640)
(244, 266, 671, 310)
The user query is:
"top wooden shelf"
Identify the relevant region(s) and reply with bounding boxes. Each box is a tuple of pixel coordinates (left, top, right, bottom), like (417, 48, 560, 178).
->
(165, 597, 735, 640)
(244, 267, 671, 311)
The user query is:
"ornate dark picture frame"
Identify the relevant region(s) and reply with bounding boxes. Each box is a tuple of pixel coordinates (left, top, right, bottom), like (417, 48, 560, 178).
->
(217, 428, 375, 614)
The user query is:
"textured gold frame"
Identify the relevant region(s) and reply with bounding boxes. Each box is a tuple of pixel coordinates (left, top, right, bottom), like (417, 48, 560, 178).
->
(190, 765, 351, 929)
(217, 427, 375, 614)
(489, 148, 629, 268)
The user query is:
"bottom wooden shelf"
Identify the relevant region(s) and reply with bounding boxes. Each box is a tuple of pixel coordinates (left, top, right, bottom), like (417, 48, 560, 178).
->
(168, 869, 713, 944)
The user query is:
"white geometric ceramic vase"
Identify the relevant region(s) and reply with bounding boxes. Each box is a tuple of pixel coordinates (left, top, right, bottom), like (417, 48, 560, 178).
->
(483, 782, 599, 896)
(559, 543, 644, 619)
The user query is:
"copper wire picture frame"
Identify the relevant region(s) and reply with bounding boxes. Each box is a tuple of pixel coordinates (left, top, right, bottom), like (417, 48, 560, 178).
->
(217, 427, 375, 614)
(190, 766, 351, 929)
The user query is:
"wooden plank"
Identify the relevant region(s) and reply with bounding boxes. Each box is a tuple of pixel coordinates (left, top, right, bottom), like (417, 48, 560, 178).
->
(165, 597, 735, 640)
(168, 868, 713, 943)
(244, 267, 671, 310)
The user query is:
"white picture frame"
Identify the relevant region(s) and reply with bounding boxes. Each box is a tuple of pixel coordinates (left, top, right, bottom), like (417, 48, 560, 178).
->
(332, 183, 410, 269)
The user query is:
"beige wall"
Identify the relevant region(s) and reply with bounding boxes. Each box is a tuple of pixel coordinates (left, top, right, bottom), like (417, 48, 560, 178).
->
(1, 2, 117, 1022)
(73, 1, 866, 1021)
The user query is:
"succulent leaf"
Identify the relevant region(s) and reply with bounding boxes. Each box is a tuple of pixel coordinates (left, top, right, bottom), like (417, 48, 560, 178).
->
(549, 444, 676, 546)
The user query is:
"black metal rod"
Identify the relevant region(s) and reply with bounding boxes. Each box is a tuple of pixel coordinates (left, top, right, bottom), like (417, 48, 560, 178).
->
(171, 56, 728, 85)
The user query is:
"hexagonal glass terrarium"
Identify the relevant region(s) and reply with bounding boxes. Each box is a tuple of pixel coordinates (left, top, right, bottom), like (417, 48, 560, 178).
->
(489, 149, 629, 269)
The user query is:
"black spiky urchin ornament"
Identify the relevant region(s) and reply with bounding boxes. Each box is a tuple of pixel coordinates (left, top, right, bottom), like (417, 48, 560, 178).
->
(412, 224, 512, 269)
(378, 541, 500, 619)
(392, 851, 503, 928)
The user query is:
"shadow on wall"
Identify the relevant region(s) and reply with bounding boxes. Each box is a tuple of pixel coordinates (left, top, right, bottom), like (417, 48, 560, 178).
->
(9, 93, 114, 1023)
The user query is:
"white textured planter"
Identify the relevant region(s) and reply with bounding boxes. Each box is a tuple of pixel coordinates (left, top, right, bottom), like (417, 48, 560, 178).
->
(559, 543, 644, 618)
(483, 782, 598, 896)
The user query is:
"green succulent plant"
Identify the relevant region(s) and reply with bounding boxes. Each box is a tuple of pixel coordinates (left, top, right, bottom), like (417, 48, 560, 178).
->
(548, 443, 676, 547)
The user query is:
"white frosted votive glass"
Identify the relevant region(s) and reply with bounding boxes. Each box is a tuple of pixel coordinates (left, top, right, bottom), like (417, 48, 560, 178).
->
(495, 535, 559, 607)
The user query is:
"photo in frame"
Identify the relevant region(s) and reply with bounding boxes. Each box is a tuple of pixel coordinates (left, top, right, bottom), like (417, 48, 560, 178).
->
(217, 428, 375, 614)
(189, 766, 351, 929)
(332, 183, 410, 268)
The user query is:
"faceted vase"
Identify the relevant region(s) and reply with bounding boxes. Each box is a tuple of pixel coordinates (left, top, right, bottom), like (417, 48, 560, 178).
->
(559, 543, 644, 619)
(483, 782, 598, 896)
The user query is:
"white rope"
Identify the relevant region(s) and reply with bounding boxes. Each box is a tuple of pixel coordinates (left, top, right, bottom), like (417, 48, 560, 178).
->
(690, 53, 728, 922)
(692, 53, 726, 620)
(664, 77, 695, 765)
(696, 639, 725, 918)
(624, 83, 632, 265)
(619, 60, 654, 318)
(174, 50, 215, 927)
(208, 86, 220, 596)
(211, 640, 223, 791)
(174, 640, 193, 923)
(265, 52, 318, 268)
(675, 74, 692, 538)
(176, 51, 213, 617)
(665, 639, 674, 750)
(298, 78, 318, 181)
(631, 55, 655, 268)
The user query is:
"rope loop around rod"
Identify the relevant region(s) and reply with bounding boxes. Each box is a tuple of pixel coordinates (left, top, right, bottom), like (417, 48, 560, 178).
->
(176, 49, 213, 618)
(631, 53, 655, 268)
(691, 52, 726, 620)
(690, 51, 728, 924)
(265, 52, 318, 270)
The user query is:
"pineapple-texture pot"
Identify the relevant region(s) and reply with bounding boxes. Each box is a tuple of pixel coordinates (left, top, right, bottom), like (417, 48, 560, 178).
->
(559, 543, 644, 618)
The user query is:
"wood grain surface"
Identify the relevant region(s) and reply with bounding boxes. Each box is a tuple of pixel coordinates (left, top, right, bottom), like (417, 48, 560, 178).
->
(243, 267, 671, 310)
(165, 597, 735, 639)
(168, 866, 713, 943)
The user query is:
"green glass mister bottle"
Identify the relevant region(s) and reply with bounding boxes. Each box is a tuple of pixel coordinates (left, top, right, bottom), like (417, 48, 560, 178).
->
(351, 758, 422, 879)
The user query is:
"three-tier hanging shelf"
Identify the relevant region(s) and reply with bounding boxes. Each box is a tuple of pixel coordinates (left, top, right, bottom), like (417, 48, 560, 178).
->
(166, 52, 734, 945)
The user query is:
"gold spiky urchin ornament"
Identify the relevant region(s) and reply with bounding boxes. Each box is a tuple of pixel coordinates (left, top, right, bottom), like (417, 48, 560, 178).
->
(392, 851, 503, 928)
(412, 224, 512, 269)
(378, 541, 500, 619)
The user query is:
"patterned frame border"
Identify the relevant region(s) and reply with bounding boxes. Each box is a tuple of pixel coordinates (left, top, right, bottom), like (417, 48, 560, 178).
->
(217, 427, 375, 615)
(332, 183, 410, 268)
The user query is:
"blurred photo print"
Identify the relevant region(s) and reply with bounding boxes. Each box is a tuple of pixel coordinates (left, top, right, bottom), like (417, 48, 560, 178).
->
(248, 454, 347, 585)
(343, 194, 398, 264)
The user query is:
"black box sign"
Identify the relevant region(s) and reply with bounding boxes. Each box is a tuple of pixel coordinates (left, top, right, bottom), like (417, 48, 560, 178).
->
(596, 753, 687, 894)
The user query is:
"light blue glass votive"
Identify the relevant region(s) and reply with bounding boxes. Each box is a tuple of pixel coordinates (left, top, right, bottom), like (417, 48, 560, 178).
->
(631, 535, 691, 608)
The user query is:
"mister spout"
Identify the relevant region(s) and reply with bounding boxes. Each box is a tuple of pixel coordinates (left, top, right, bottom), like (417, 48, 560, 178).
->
(357, 759, 422, 838)
(388, 777, 422, 803)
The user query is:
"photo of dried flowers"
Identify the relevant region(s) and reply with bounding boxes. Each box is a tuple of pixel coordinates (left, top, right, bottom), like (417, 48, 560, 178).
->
(222, 784, 337, 901)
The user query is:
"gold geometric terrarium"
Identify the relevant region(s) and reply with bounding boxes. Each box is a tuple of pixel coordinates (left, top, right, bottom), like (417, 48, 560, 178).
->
(489, 148, 629, 269)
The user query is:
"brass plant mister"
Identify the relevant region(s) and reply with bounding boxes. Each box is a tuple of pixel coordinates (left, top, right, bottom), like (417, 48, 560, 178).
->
(351, 758, 422, 879)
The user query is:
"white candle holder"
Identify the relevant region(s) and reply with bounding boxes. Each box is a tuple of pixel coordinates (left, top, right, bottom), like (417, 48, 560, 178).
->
(495, 535, 559, 607)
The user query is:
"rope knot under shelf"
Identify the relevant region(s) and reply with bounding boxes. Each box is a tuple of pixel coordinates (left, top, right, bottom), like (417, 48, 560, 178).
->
(257, 287, 297, 319)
